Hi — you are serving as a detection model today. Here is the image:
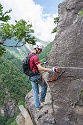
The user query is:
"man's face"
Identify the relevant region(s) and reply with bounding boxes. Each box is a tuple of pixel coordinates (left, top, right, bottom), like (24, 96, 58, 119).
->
(36, 48, 42, 54)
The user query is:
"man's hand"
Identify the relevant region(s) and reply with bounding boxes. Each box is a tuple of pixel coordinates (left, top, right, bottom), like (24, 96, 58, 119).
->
(51, 67, 60, 73)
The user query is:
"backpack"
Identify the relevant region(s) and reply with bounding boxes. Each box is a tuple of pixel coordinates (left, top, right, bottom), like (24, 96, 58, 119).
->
(22, 53, 35, 76)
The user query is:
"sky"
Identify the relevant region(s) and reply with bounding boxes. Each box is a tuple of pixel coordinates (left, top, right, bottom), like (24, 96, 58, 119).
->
(0, 0, 63, 42)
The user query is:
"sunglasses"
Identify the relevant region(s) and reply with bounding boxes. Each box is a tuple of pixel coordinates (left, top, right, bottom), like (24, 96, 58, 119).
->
(38, 48, 42, 51)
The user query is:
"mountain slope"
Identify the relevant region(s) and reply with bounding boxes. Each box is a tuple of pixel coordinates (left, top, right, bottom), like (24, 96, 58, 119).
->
(0, 51, 32, 106)
(5, 39, 31, 60)
(5, 38, 49, 60)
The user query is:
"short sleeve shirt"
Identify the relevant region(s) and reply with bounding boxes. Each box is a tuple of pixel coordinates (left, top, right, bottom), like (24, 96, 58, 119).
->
(28, 52, 40, 73)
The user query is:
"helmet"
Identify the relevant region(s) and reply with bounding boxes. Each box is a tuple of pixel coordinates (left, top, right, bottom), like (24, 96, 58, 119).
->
(34, 42, 43, 49)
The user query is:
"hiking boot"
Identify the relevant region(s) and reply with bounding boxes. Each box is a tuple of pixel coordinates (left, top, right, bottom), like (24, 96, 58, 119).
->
(40, 100, 45, 103)
(36, 106, 43, 113)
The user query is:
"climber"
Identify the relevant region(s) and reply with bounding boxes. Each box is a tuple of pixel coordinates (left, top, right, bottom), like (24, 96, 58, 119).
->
(28, 42, 59, 112)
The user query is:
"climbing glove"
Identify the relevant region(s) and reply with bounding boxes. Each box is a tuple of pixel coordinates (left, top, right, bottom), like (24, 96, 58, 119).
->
(51, 67, 60, 73)
(51, 67, 57, 72)
(42, 61, 48, 65)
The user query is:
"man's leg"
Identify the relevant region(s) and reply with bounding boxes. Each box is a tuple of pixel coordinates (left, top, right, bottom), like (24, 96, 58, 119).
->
(31, 81, 41, 110)
(39, 80, 48, 102)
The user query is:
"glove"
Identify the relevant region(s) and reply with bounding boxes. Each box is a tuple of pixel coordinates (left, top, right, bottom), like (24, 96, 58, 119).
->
(42, 61, 48, 65)
(51, 67, 56, 72)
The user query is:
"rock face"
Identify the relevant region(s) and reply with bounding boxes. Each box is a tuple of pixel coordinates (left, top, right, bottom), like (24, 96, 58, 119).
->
(47, 0, 83, 125)
(25, 0, 83, 125)
(4, 99, 17, 117)
(49, 0, 83, 68)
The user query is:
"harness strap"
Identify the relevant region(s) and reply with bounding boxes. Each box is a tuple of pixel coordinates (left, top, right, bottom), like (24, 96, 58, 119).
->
(47, 72, 59, 82)
(28, 53, 36, 71)
(47, 70, 65, 83)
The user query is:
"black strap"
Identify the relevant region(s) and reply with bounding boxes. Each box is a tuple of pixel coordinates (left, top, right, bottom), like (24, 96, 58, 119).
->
(28, 53, 35, 58)
(28, 53, 36, 71)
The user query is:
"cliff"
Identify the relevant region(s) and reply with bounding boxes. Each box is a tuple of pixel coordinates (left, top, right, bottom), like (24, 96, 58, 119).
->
(19, 0, 83, 125)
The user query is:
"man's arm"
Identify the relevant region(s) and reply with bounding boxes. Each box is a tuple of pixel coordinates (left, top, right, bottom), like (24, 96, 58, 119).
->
(37, 64, 51, 72)
(37, 63, 60, 73)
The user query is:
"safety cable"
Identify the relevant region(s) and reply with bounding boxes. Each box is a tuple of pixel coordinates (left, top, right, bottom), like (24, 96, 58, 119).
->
(47, 66, 83, 70)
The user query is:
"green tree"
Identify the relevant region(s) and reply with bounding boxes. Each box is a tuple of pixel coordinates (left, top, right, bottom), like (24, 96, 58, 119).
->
(51, 17, 59, 33)
(0, 3, 36, 56)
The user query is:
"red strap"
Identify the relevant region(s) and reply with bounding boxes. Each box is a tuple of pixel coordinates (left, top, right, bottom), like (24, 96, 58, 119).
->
(47, 70, 65, 83)
(47, 72, 59, 82)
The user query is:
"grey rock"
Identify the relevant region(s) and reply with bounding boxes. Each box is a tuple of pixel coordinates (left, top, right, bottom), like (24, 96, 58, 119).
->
(47, 0, 83, 125)
(4, 99, 17, 117)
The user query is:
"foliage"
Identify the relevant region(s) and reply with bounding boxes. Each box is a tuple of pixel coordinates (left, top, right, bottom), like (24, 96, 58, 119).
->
(0, 51, 32, 106)
(0, 115, 7, 125)
(0, 4, 11, 22)
(51, 17, 59, 33)
(51, 27, 58, 33)
(0, 116, 17, 125)
(0, 115, 18, 125)
(0, 3, 36, 56)
(39, 42, 53, 62)
(9, 120, 17, 125)
(0, 45, 6, 57)
(79, 10, 83, 17)
(1, 19, 36, 45)
(80, 90, 83, 96)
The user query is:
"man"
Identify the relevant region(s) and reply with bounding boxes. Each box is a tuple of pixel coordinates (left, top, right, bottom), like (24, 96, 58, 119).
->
(28, 42, 59, 112)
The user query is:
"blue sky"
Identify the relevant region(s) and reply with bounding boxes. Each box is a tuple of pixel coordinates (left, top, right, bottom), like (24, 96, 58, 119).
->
(33, 0, 64, 14)
(0, 0, 64, 41)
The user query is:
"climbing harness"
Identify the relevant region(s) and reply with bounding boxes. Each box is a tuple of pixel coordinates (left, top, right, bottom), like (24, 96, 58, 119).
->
(47, 70, 65, 82)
